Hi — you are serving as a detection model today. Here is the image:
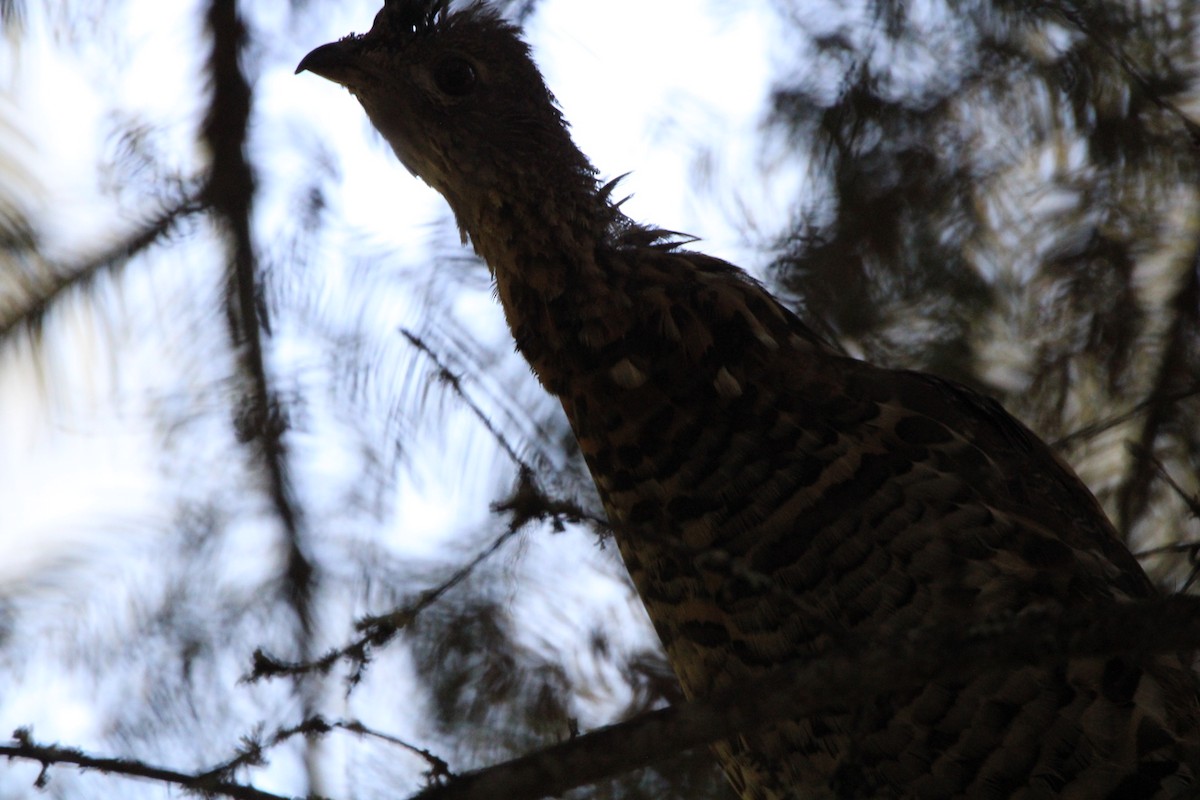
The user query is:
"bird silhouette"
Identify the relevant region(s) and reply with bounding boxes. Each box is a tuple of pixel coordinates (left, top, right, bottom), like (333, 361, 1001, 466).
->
(298, 2, 1200, 797)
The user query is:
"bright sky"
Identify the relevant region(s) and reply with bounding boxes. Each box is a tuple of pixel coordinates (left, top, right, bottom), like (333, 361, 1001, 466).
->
(1, 0, 798, 586)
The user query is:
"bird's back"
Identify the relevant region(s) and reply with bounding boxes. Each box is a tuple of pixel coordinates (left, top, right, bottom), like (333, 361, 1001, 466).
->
(556, 236, 1200, 798)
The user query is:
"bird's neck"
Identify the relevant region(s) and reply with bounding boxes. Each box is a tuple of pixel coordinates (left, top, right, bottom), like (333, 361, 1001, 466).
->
(459, 157, 611, 283)
(454, 160, 622, 392)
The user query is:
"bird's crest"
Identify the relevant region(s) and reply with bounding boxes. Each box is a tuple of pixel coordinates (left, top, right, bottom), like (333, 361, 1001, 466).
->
(346, 1, 516, 62)
(378, 0, 451, 37)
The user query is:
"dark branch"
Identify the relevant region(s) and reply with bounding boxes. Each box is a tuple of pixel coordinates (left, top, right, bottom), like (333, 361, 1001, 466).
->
(491, 465, 608, 533)
(1127, 444, 1200, 590)
(0, 728, 314, 800)
(247, 522, 523, 686)
(401, 327, 532, 471)
(412, 595, 1200, 800)
(10, 597, 1200, 800)
(0, 188, 205, 340)
(202, 2, 321, 791)
(1116, 240, 1200, 534)
(247, 461, 609, 686)
(202, 0, 316, 655)
(1053, 383, 1200, 450)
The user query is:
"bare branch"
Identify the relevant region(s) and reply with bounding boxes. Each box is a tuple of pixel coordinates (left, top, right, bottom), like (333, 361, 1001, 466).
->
(1115, 234, 1200, 534)
(196, 716, 450, 788)
(491, 465, 608, 533)
(247, 466, 605, 686)
(10, 597, 1200, 800)
(412, 595, 1200, 800)
(247, 522, 522, 686)
(401, 328, 532, 471)
(333, 719, 451, 783)
(1052, 383, 1200, 450)
(203, 0, 316, 662)
(1127, 443, 1200, 590)
(202, 2, 321, 791)
(0, 728, 318, 800)
(0, 188, 205, 340)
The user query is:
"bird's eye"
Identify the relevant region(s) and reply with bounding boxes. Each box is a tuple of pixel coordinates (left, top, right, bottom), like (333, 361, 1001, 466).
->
(433, 56, 477, 97)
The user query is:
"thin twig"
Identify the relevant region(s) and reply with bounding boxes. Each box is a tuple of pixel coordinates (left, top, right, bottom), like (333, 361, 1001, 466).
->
(247, 522, 522, 686)
(0, 189, 205, 339)
(0, 728, 315, 800)
(401, 327, 531, 470)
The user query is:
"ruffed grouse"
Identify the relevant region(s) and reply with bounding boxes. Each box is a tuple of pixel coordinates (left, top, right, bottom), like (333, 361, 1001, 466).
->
(298, 2, 1200, 797)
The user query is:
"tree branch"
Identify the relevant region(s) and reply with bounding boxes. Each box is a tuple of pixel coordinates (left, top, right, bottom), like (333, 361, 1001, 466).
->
(9, 596, 1200, 800)
(1116, 240, 1200, 534)
(248, 468, 604, 686)
(412, 594, 1200, 800)
(202, 0, 321, 790)
(0, 728, 314, 800)
(247, 522, 522, 686)
(0, 188, 205, 340)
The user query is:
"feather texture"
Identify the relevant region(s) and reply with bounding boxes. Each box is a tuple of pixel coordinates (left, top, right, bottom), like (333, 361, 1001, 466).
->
(299, 3, 1200, 796)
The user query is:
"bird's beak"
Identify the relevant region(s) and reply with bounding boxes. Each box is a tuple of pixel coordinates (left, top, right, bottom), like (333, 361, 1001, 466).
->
(295, 39, 360, 85)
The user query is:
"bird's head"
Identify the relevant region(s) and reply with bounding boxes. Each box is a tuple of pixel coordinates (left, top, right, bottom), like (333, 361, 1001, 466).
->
(297, 0, 596, 222)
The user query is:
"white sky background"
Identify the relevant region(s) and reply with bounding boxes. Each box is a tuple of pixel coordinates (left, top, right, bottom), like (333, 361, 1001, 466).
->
(0, 1, 805, 796)
(0, 0, 795, 582)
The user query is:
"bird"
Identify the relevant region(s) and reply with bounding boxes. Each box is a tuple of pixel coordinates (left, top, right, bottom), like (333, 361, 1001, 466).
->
(297, 2, 1200, 797)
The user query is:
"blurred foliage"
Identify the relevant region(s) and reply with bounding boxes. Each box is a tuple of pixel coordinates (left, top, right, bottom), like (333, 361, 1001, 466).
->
(0, 0, 1197, 799)
(767, 0, 1200, 567)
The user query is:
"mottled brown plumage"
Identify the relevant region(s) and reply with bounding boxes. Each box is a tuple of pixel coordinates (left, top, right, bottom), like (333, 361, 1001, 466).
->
(298, 3, 1200, 797)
